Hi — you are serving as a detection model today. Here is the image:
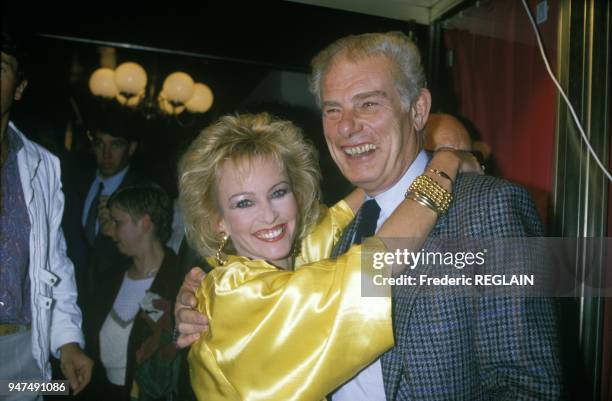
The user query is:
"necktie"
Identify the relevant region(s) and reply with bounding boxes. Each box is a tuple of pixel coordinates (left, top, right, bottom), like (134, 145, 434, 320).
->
(85, 182, 104, 245)
(353, 199, 381, 245)
(327, 198, 381, 400)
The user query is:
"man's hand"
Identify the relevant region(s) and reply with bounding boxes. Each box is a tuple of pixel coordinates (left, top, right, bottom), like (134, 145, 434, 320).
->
(59, 343, 93, 395)
(174, 267, 209, 348)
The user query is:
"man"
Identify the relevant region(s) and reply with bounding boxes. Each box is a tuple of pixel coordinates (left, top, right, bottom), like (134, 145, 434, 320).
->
(176, 32, 562, 399)
(424, 113, 494, 171)
(0, 28, 93, 399)
(424, 113, 473, 151)
(62, 105, 143, 310)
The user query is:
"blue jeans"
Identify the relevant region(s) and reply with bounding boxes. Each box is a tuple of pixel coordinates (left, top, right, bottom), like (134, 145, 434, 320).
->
(0, 329, 42, 401)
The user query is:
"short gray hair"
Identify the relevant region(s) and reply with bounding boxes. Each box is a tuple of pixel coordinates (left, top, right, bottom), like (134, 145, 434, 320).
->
(309, 31, 426, 110)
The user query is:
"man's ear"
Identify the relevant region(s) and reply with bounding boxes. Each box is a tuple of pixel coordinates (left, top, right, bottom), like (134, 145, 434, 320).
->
(411, 88, 432, 131)
(13, 79, 28, 101)
(128, 141, 138, 157)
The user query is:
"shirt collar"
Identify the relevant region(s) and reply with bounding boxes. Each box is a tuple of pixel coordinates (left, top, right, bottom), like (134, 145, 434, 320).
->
(95, 165, 130, 195)
(6, 122, 25, 155)
(373, 150, 429, 227)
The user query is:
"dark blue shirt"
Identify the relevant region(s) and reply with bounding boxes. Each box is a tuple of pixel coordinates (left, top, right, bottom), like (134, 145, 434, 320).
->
(0, 126, 32, 325)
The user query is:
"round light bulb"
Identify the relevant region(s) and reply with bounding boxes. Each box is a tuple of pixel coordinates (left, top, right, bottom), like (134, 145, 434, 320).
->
(114, 62, 147, 95)
(116, 90, 144, 107)
(89, 68, 118, 98)
(162, 72, 194, 103)
(185, 83, 213, 113)
(158, 91, 185, 115)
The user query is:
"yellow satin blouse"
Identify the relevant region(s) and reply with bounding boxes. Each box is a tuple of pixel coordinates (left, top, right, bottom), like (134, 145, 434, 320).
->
(188, 201, 393, 401)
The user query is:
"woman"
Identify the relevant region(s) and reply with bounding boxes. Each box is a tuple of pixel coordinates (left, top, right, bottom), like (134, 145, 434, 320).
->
(93, 184, 182, 401)
(179, 113, 478, 401)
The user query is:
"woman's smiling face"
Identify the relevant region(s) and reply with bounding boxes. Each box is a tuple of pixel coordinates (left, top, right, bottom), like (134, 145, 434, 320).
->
(216, 156, 298, 269)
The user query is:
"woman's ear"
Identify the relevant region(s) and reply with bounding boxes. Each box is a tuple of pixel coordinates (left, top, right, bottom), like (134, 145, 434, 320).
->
(139, 214, 153, 233)
(216, 215, 228, 236)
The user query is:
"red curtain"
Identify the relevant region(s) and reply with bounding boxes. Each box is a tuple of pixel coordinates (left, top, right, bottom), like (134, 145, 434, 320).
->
(443, 0, 558, 223)
(444, 2, 611, 397)
(603, 103, 612, 401)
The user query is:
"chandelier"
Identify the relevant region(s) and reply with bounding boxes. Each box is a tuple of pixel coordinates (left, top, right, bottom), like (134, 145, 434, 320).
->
(88, 61, 213, 118)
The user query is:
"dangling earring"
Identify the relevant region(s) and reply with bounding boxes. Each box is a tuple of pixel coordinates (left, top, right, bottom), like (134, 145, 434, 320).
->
(291, 241, 301, 259)
(215, 232, 229, 265)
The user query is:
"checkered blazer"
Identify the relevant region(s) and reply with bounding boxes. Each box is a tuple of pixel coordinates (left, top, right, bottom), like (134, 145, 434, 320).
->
(332, 173, 562, 400)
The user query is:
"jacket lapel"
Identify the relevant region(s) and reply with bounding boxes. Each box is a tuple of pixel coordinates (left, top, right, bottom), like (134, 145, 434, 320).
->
(380, 212, 450, 400)
(332, 196, 453, 399)
(14, 128, 41, 207)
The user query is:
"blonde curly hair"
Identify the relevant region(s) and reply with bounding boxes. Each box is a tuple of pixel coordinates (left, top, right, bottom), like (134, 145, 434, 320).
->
(178, 112, 321, 258)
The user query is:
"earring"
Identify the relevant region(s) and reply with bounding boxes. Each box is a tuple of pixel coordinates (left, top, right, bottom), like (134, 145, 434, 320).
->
(292, 241, 301, 259)
(215, 232, 229, 265)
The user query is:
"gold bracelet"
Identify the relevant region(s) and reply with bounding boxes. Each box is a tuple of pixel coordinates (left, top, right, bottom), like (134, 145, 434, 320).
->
(406, 191, 438, 213)
(429, 168, 454, 184)
(405, 174, 453, 214)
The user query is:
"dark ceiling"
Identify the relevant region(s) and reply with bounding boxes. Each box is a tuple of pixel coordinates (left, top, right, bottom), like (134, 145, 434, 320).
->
(5, 1, 426, 71)
(3, 0, 429, 133)
(3, 1, 428, 201)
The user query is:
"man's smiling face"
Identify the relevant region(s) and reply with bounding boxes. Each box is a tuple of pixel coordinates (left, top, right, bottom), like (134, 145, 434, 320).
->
(320, 54, 427, 196)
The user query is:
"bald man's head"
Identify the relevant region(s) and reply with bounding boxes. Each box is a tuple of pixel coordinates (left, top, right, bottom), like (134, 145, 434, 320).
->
(424, 113, 472, 151)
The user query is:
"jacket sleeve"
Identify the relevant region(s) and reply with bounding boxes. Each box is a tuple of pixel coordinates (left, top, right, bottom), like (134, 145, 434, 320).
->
(294, 200, 355, 267)
(475, 182, 562, 400)
(46, 154, 85, 357)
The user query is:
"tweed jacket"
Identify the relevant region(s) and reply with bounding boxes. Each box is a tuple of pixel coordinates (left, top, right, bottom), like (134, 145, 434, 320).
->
(332, 173, 562, 400)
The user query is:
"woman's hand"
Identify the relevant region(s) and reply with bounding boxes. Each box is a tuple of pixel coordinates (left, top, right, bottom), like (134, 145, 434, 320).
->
(441, 148, 484, 175)
(174, 267, 209, 348)
(428, 149, 484, 184)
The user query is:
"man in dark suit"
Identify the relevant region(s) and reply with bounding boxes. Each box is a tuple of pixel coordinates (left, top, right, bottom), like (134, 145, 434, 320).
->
(62, 106, 145, 338)
(175, 31, 562, 400)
